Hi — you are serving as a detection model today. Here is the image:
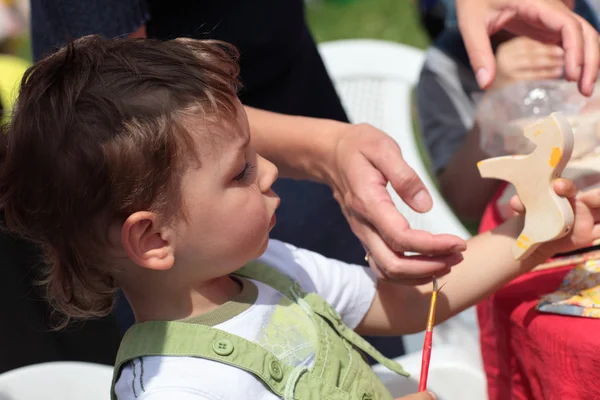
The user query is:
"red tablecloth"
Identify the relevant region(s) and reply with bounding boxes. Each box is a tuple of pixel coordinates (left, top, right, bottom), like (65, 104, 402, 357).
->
(477, 185, 600, 400)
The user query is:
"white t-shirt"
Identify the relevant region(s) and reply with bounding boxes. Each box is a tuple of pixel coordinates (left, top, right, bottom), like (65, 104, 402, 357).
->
(114, 239, 377, 400)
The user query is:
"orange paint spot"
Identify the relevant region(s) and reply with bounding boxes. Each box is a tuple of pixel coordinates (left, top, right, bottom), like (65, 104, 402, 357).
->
(477, 161, 483, 168)
(534, 129, 542, 136)
(516, 240, 530, 250)
(549, 147, 562, 167)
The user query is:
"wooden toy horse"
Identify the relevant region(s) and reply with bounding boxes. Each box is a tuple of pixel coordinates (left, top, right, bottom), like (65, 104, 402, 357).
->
(477, 112, 575, 260)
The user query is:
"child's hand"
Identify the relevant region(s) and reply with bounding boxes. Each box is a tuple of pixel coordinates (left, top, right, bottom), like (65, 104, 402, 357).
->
(395, 392, 436, 400)
(490, 36, 565, 91)
(510, 179, 600, 258)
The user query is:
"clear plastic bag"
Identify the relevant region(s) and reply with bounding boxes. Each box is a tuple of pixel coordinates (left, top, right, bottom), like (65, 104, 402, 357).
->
(476, 80, 600, 159)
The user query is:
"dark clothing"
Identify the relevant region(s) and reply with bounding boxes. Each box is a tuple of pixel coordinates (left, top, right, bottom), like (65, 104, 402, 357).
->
(0, 228, 122, 373)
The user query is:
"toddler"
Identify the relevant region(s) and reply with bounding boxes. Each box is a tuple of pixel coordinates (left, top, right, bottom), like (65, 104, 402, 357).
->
(1, 36, 599, 400)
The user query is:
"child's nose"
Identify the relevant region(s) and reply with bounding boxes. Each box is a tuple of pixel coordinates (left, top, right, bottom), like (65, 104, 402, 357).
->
(257, 155, 278, 193)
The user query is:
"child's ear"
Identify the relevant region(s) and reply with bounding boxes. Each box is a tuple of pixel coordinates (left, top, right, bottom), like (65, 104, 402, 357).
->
(121, 211, 175, 271)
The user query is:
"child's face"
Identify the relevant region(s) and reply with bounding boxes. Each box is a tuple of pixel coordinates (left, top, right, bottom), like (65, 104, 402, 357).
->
(172, 102, 280, 277)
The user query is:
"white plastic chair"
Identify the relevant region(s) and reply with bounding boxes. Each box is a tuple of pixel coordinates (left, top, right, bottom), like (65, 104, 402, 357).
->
(318, 39, 485, 398)
(0, 362, 113, 400)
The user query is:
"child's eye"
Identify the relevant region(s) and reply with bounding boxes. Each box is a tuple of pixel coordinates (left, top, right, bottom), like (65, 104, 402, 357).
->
(233, 162, 255, 182)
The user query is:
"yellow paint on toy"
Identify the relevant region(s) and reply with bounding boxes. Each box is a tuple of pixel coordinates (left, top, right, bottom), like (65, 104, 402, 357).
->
(519, 234, 531, 243)
(549, 147, 562, 167)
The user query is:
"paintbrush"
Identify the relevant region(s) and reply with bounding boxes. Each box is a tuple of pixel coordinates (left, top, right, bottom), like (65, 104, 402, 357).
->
(418, 277, 446, 392)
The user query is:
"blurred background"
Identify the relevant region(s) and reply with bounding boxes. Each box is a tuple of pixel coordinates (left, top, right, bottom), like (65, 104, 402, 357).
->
(1, 0, 430, 66)
(0, 0, 438, 197)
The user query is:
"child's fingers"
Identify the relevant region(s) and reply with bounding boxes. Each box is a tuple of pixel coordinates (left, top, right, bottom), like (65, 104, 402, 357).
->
(553, 178, 577, 198)
(520, 66, 564, 80)
(509, 195, 526, 214)
(522, 51, 565, 70)
(395, 392, 437, 400)
(577, 188, 600, 208)
(510, 178, 575, 215)
(592, 224, 600, 240)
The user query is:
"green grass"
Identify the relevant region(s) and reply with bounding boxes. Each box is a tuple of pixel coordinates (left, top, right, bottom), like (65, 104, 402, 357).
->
(306, 0, 430, 49)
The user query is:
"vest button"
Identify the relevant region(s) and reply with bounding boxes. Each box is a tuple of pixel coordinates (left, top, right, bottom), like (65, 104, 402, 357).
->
(212, 339, 234, 356)
(268, 359, 284, 381)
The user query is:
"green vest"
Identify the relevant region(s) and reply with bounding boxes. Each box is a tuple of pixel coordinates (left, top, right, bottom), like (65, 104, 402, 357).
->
(112, 262, 409, 400)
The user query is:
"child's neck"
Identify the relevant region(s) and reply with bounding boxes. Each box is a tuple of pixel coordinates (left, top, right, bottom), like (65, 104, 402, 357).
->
(124, 273, 242, 323)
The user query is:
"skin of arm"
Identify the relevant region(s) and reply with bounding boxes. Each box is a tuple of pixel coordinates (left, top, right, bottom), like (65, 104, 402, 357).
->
(355, 216, 541, 335)
(357, 183, 600, 336)
(245, 106, 343, 183)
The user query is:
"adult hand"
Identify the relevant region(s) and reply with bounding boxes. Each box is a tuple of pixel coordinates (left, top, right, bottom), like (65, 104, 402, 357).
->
(491, 36, 565, 91)
(456, 0, 599, 96)
(329, 123, 466, 284)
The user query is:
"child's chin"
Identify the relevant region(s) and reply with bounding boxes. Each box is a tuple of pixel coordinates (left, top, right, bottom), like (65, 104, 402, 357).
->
(257, 234, 270, 255)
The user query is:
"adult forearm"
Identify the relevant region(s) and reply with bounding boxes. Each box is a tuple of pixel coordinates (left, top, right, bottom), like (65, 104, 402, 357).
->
(245, 106, 345, 183)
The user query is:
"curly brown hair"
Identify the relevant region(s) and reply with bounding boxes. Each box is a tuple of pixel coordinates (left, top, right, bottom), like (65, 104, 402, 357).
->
(0, 35, 240, 325)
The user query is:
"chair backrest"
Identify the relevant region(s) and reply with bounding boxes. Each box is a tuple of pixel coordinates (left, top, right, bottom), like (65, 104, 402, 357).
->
(318, 39, 471, 240)
(0, 362, 113, 400)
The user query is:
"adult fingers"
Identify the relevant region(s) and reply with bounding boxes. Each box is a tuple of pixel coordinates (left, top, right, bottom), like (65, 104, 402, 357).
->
(362, 222, 464, 281)
(369, 140, 433, 213)
(574, 14, 599, 96)
(457, 3, 496, 89)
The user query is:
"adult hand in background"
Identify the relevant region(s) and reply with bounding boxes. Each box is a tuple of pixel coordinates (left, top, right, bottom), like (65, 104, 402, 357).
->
(491, 36, 565, 91)
(457, 0, 599, 96)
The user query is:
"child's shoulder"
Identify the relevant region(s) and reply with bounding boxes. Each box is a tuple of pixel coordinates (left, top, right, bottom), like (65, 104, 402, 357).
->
(115, 355, 279, 400)
(255, 239, 377, 330)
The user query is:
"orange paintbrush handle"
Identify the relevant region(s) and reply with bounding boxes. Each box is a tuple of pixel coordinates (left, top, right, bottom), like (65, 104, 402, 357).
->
(419, 278, 440, 392)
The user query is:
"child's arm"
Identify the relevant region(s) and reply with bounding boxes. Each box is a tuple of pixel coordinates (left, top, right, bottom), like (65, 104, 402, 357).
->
(356, 182, 600, 336)
(355, 216, 542, 335)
